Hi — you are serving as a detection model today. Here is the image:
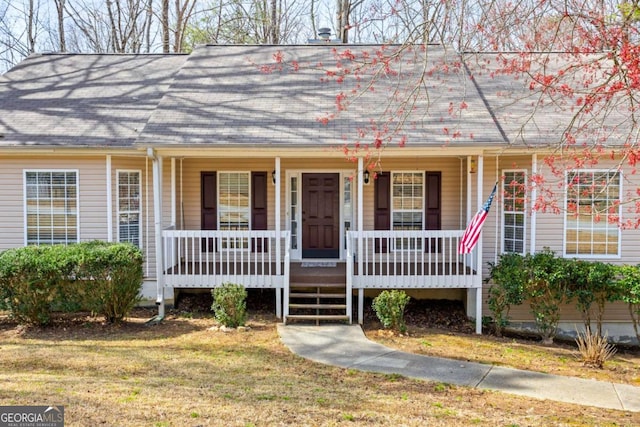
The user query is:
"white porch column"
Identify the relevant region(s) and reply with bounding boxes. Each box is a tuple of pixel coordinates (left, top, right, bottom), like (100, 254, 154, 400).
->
(530, 154, 537, 254)
(357, 157, 364, 324)
(148, 148, 165, 318)
(171, 158, 176, 227)
(106, 155, 113, 242)
(275, 157, 282, 319)
(474, 155, 484, 334)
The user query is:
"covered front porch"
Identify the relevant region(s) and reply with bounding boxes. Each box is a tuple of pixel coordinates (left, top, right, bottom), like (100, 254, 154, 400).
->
(149, 151, 491, 334)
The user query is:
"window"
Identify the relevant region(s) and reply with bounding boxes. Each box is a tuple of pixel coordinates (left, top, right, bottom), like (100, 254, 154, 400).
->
(502, 170, 526, 254)
(343, 176, 352, 249)
(392, 172, 423, 250)
(25, 171, 78, 245)
(289, 175, 298, 250)
(219, 172, 250, 249)
(565, 170, 621, 257)
(117, 171, 141, 247)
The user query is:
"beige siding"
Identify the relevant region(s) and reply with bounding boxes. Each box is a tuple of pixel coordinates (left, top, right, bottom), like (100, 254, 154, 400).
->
(174, 156, 467, 234)
(179, 158, 279, 231)
(0, 156, 110, 250)
(480, 155, 640, 323)
(359, 157, 466, 231)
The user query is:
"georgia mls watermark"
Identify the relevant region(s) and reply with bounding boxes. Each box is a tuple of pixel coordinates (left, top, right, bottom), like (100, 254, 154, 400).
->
(0, 406, 64, 427)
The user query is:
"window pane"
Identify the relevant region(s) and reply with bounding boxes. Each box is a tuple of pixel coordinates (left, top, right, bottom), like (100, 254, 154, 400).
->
(391, 172, 423, 250)
(502, 171, 526, 254)
(117, 171, 141, 247)
(219, 172, 250, 249)
(25, 171, 78, 245)
(565, 171, 620, 256)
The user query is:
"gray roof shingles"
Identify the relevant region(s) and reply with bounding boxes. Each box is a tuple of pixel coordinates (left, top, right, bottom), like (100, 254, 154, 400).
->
(0, 53, 187, 147)
(3, 45, 574, 150)
(137, 44, 506, 148)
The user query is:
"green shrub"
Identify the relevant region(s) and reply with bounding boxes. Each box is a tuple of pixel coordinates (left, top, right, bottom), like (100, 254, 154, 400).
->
(211, 283, 247, 328)
(566, 260, 618, 336)
(525, 250, 570, 344)
(0, 242, 143, 325)
(372, 290, 410, 333)
(0, 245, 74, 325)
(616, 264, 640, 345)
(77, 242, 143, 323)
(487, 253, 527, 336)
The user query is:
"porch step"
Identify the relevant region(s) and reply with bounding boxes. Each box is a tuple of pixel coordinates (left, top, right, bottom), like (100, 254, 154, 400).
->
(289, 303, 347, 310)
(289, 292, 346, 298)
(285, 314, 350, 322)
(287, 274, 349, 324)
(289, 282, 344, 288)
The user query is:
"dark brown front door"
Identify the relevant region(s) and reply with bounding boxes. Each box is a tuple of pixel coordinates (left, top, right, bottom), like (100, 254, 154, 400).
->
(302, 173, 340, 258)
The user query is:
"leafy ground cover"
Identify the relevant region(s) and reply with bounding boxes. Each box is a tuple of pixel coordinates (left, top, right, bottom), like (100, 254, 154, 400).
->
(0, 298, 638, 426)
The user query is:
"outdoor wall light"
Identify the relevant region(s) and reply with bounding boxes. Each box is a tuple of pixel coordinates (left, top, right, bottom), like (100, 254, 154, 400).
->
(469, 158, 477, 174)
(271, 170, 277, 185)
(363, 169, 370, 185)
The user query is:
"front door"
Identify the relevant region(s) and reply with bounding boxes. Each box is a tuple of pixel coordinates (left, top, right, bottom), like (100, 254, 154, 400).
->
(302, 173, 340, 258)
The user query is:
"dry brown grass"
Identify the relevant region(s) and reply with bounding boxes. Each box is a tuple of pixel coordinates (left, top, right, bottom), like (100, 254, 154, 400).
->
(366, 325, 640, 387)
(0, 309, 638, 427)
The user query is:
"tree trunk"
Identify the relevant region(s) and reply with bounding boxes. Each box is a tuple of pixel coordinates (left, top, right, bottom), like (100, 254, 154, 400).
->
(27, 0, 36, 54)
(54, 0, 66, 52)
(162, 0, 170, 53)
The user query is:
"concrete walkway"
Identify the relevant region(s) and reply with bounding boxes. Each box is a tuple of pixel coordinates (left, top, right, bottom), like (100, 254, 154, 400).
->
(277, 324, 640, 412)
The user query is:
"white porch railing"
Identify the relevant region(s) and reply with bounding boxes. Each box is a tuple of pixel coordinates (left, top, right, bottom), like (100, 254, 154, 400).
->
(346, 230, 481, 289)
(162, 229, 291, 289)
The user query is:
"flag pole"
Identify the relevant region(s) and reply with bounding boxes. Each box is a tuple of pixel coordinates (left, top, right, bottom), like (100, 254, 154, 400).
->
(475, 156, 484, 334)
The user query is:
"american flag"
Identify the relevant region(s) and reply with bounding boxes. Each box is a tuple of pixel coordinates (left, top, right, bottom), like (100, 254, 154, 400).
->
(458, 183, 498, 255)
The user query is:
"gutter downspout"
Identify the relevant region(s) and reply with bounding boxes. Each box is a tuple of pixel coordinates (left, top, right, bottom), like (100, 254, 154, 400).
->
(148, 147, 165, 320)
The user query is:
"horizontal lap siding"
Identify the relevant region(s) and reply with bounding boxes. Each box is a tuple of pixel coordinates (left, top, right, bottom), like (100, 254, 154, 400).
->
(481, 156, 640, 323)
(180, 158, 277, 231)
(360, 158, 465, 231)
(0, 158, 28, 249)
(0, 156, 109, 250)
(507, 299, 632, 323)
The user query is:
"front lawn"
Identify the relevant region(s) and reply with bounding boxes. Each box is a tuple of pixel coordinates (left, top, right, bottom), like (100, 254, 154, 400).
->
(0, 309, 638, 426)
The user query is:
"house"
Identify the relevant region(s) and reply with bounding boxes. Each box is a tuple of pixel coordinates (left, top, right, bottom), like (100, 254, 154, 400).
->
(1, 44, 637, 342)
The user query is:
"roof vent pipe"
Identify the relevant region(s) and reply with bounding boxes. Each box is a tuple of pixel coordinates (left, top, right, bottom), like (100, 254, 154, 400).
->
(318, 27, 332, 40)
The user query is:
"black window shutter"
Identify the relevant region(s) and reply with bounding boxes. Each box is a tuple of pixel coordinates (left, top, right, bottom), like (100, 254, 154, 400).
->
(374, 172, 390, 252)
(424, 171, 441, 252)
(201, 172, 217, 251)
(251, 172, 268, 252)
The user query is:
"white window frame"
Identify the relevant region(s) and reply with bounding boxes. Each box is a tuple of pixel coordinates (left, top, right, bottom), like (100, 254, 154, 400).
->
(391, 171, 424, 252)
(116, 170, 142, 248)
(24, 169, 80, 245)
(218, 171, 251, 251)
(501, 170, 527, 255)
(563, 169, 622, 259)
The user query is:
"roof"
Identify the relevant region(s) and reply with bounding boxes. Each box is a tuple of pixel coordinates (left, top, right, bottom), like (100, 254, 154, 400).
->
(2, 45, 617, 151)
(466, 52, 632, 149)
(136, 44, 505, 148)
(0, 53, 187, 148)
